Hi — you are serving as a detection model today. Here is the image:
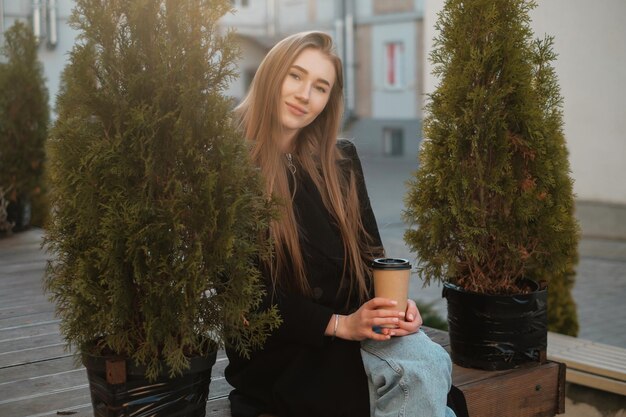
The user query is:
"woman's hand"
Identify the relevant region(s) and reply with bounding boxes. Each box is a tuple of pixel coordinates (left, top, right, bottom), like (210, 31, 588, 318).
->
(390, 299, 422, 337)
(335, 298, 405, 341)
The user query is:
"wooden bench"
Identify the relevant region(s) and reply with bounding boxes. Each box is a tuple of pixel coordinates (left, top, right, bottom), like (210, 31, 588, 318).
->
(206, 326, 566, 417)
(547, 331, 626, 396)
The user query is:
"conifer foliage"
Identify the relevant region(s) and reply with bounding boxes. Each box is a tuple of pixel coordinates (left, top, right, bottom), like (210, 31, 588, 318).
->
(0, 21, 49, 231)
(404, 0, 580, 334)
(44, 0, 280, 380)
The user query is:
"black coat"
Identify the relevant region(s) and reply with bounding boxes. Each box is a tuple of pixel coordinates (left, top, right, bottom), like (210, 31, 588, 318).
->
(225, 140, 382, 417)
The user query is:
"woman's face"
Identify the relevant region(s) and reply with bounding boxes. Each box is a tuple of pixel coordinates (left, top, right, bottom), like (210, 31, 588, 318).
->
(279, 48, 336, 145)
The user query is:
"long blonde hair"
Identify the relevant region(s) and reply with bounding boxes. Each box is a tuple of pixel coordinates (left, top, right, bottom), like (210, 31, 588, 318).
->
(236, 31, 379, 303)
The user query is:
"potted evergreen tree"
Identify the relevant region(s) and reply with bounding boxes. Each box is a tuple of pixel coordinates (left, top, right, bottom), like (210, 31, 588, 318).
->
(0, 21, 49, 233)
(44, 0, 280, 415)
(404, 0, 580, 370)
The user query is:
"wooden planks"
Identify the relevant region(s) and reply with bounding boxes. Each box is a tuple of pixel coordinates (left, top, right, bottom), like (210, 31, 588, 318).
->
(0, 237, 90, 416)
(459, 361, 564, 417)
(0, 229, 235, 417)
(0, 230, 566, 417)
(548, 331, 626, 395)
(0, 230, 89, 417)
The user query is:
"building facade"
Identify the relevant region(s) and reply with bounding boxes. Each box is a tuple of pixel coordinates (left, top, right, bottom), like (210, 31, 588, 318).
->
(2, 0, 625, 230)
(221, 0, 426, 159)
(0, 0, 77, 118)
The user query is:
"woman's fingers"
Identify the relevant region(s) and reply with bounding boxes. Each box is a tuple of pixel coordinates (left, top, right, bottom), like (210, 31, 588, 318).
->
(405, 299, 418, 321)
(396, 318, 420, 332)
(370, 308, 405, 318)
(369, 330, 392, 341)
(355, 298, 421, 341)
(370, 316, 401, 327)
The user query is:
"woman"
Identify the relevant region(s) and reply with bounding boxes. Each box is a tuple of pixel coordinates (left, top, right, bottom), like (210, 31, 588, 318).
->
(225, 31, 456, 417)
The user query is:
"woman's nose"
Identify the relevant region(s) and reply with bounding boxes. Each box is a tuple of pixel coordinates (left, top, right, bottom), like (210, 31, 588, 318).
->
(295, 84, 310, 102)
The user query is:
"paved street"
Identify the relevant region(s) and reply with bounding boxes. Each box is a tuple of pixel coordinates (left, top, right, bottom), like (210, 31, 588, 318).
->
(359, 152, 626, 349)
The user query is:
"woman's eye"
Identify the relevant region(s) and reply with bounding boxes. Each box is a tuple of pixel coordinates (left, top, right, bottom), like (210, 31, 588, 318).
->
(289, 73, 300, 80)
(316, 86, 327, 93)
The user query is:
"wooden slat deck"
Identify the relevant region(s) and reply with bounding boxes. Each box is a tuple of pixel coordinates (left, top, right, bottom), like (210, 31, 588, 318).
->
(0, 230, 565, 417)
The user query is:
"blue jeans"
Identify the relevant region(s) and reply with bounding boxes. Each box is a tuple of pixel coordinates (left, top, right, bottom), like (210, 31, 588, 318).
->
(361, 330, 457, 417)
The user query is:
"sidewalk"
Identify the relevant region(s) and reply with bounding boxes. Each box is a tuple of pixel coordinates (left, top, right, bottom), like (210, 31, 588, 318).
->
(359, 154, 626, 349)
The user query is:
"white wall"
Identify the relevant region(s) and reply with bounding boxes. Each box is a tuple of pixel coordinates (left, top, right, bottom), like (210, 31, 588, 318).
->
(529, 1, 626, 205)
(226, 36, 269, 102)
(315, 0, 336, 24)
(423, 0, 626, 205)
(40, 4, 78, 117)
(355, 0, 373, 20)
(220, 1, 269, 37)
(277, 0, 308, 29)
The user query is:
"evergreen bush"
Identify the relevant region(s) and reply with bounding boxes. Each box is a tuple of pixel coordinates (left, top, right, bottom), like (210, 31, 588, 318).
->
(0, 21, 49, 231)
(404, 0, 580, 335)
(44, 0, 280, 380)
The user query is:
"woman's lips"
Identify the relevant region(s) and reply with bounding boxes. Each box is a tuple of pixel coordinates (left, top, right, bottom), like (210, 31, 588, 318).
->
(286, 102, 307, 116)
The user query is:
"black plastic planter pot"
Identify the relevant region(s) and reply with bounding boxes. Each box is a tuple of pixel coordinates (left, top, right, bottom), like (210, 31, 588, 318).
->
(82, 351, 217, 417)
(443, 280, 547, 371)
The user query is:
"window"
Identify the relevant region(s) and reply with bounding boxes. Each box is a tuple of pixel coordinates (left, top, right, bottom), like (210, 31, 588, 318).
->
(384, 42, 404, 89)
(231, 0, 249, 7)
(383, 128, 404, 156)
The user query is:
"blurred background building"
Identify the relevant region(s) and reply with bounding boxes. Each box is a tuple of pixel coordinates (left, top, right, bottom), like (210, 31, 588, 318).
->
(0, 0, 78, 115)
(221, 0, 426, 160)
(1, 0, 625, 237)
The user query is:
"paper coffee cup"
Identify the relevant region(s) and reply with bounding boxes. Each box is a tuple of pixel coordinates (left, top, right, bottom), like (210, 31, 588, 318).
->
(371, 258, 411, 327)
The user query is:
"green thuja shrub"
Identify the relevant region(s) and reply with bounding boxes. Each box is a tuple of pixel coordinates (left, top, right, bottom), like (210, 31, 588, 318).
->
(403, 0, 579, 335)
(44, 0, 280, 380)
(0, 21, 49, 231)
